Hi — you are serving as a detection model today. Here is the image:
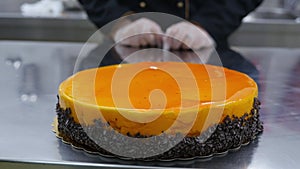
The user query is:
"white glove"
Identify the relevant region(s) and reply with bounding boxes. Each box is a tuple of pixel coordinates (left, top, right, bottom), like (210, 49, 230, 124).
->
(113, 18, 163, 47)
(164, 21, 215, 50)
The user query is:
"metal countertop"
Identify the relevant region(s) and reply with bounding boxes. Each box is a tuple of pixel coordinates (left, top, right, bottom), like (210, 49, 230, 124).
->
(0, 41, 300, 168)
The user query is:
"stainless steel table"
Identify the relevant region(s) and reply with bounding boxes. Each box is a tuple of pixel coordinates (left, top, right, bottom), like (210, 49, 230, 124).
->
(0, 41, 300, 168)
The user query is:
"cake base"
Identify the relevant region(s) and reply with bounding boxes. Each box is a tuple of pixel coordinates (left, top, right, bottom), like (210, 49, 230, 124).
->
(55, 98, 263, 160)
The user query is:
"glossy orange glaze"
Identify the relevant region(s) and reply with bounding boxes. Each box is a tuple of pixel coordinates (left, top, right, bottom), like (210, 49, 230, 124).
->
(59, 62, 258, 136)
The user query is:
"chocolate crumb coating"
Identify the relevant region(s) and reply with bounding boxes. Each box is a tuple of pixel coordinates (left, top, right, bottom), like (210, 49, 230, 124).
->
(55, 98, 263, 160)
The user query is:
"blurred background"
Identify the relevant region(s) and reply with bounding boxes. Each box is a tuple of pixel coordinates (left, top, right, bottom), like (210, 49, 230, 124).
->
(0, 0, 300, 46)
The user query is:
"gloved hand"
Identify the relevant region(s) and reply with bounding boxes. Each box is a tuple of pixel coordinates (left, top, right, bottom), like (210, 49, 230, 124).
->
(164, 21, 215, 50)
(113, 18, 163, 47)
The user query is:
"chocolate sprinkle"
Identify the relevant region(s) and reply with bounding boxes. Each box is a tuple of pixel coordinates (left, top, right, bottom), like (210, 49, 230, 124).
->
(55, 98, 263, 160)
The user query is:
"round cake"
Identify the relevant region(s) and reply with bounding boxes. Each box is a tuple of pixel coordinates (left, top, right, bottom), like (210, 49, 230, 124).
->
(55, 62, 263, 160)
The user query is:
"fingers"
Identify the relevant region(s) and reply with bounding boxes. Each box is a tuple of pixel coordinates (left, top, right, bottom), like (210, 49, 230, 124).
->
(181, 34, 193, 50)
(143, 24, 163, 47)
(164, 21, 215, 50)
(114, 19, 215, 50)
(166, 27, 182, 50)
(164, 27, 175, 50)
(165, 25, 192, 50)
(113, 18, 164, 48)
(138, 36, 148, 47)
(151, 26, 164, 48)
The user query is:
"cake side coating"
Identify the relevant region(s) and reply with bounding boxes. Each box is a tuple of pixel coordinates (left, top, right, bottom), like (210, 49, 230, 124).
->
(56, 97, 263, 159)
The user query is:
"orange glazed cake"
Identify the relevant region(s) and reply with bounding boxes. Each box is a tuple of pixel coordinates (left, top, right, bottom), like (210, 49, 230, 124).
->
(55, 62, 263, 159)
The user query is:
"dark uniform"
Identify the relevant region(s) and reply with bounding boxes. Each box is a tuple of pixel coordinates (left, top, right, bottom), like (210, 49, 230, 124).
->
(78, 0, 263, 50)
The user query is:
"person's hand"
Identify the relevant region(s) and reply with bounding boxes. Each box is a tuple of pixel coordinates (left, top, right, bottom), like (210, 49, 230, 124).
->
(113, 18, 163, 47)
(164, 21, 215, 50)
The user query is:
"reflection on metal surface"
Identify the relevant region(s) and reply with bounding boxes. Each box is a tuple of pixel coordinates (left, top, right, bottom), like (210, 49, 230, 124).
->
(114, 45, 214, 64)
(5, 56, 22, 70)
(0, 41, 300, 168)
(276, 59, 300, 131)
(78, 45, 258, 83)
(20, 94, 37, 102)
(279, 0, 300, 11)
(248, 8, 298, 20)
(19, 64, 39, 102)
